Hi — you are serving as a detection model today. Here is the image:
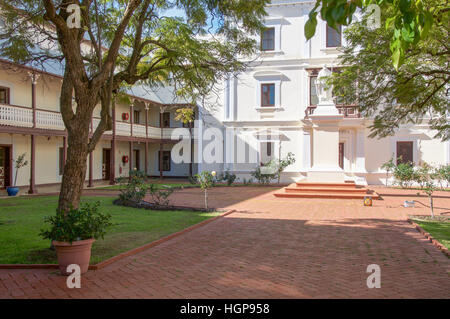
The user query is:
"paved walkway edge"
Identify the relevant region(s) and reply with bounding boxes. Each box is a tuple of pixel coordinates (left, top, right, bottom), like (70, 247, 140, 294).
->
(407, 218, 450, 258)
(0, 209, 236, 271)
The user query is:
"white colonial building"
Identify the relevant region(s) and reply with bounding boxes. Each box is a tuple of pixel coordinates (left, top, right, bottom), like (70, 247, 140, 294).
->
(196, 0, 450, 185)
(0, 0, 449, 193)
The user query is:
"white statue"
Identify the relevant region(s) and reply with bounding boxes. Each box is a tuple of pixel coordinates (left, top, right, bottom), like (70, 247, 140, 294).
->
(315, 66, 333, 104)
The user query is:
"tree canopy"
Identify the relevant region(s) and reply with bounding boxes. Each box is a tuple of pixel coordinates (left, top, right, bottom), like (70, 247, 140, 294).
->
(305, 0, 445, 69)
(328, 2, 449, 141)
(0, 0, 270, 212)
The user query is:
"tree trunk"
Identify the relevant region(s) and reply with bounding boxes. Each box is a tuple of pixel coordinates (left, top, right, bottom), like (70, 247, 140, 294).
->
(189, 124, 193, 178)
(430, 196, 434, 218)
(58, 125, 90, 213)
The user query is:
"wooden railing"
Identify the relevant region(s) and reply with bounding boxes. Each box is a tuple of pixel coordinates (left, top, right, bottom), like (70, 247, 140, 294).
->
(305, 104, 361, 118)
(0, 103, 178, 139)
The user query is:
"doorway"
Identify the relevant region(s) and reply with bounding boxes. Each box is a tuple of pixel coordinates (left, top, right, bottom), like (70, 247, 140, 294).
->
(339, 143, 344, 170)
(102, 148, 111, 180)
(133, 149, 140, 171)
(0, 145, 11, 188)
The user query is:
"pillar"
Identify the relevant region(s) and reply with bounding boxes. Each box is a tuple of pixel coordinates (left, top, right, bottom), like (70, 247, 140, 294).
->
(28, 134, 37, 194)
(110, 98, 116, 185)
(88, 151, 94, 187)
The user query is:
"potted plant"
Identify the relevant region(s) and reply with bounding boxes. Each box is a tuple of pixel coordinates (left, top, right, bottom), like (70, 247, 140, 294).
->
(40, 202, 112, 275)
(6, 153, 28, 196)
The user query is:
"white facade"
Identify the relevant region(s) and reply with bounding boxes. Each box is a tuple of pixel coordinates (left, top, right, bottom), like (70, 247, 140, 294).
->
(197, 0, 450, 185)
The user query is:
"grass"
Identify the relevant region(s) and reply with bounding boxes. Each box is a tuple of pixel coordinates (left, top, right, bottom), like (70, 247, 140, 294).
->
(412, 218, 450, 250)
(0, 196, 219, 264)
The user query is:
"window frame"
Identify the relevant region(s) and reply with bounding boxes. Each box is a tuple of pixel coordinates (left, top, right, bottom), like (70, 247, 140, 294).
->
(158, 150, 171, 171)
(162, 112, 171, 128)
(261, 27, 275, 52)
(0, 86, 10, 105)
(133, 110, 140, 124)
(261, 83, 276, 107)
(58, 147, 64, 176)
(396, 141, 414, 165)
(326, 24, 342, 48)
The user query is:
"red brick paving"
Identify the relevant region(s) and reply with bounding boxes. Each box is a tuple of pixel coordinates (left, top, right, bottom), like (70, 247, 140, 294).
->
(0, 186, 449, 299)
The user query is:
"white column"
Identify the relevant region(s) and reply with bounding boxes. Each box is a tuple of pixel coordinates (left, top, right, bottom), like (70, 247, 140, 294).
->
(225, 127, 235, 171)
(196, 113, 203, 173)
(229, 76, 236, 121)
(355, 128, 366, 172)
(302, 129, 311, 170)
(224, 78, 230, 120)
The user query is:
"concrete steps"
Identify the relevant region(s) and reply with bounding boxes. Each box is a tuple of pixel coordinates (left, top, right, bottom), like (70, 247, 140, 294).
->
(274, 182, 380, 200)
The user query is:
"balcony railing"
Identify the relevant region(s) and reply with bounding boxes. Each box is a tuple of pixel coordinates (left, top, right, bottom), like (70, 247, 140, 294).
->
(0, 103, 177, 140)
(305, 104, 361, 118)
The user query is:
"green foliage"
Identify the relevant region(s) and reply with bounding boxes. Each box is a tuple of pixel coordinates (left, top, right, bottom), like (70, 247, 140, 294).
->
(381, 155, 396, 186)
(304, 0, 440, 69)
(393, 163, 415, 188)
(327, 2, 449, 141)
(195, 171, 216, 209)
(40, 202, 112, 243)
(242, 178, 253, 186)
(117, 170, 149, 204)
(13, 153, 28, 187)
(436, 165, 450, 189)
(251, 152, 296, 184)
(218, 170, 238, 186)
(148, 184, 174, 206)
(195, 171, 216, 190)
(174, 108, 195, 126)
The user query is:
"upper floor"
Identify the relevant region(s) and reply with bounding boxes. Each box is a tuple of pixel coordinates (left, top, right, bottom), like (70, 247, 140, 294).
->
(0, 60, 190, 141)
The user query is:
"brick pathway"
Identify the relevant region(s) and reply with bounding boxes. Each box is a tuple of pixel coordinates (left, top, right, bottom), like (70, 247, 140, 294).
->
(1, 186, 449, 298)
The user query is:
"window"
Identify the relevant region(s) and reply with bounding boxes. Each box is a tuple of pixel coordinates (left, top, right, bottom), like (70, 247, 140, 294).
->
(158, 151, 171, 171)
(59, 147, 64, 176)
(261, 28, 275, 51)
(310, 76, 319, 106)
(133, 110, 140, 124)
(261, 83, 275, 107)
(326, 24, 341, 47)
(162, 112, 170, 128)
(396, 142, 413, 165)
(0, 87, 10, 104)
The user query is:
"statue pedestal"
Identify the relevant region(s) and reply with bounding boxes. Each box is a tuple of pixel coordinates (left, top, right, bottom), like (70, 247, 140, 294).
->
(308, 103, 345, 183)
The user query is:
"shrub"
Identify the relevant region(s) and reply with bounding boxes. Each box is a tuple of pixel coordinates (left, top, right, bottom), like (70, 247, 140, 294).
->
(393, 163, 414, 188)
(436, 164, 450, 189)
(195, 171, 216, 209)
(413, 162, 433, 189)
(117, 170, 149, 204)
(40, 202, 112, 243)
(221, 171, 237, 186)
(251, 152, 296, 184)
(148, 184, 174, 206)
(381, 155, 396, 186)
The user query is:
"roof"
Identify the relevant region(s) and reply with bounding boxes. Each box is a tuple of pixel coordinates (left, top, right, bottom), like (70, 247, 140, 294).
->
(0, 57, 189, 106)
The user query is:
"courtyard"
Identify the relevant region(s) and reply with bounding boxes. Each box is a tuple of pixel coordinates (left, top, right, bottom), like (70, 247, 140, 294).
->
(0, 185, 449, 298)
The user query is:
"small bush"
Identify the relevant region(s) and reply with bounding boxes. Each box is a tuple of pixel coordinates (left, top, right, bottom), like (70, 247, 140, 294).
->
(148, 184, 174, 206)
(393, 163, 414, 188)
(221, 171, 237, 186)
(40, 202, 112, 243)
(117, 170, 149, 204)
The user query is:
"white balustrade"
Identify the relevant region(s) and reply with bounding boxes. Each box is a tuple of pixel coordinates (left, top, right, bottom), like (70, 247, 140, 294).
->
(36, 109, 65, 130)
(133, 124, 147, 137)
(0, 104, 33, 128)
(116, 121, 131, 136)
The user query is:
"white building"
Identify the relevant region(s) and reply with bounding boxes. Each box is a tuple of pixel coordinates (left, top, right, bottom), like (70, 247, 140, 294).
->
(197, 0, 450, 185)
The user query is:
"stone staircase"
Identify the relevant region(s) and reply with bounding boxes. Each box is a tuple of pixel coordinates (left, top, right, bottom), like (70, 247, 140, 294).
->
(274, 181, 380, 200)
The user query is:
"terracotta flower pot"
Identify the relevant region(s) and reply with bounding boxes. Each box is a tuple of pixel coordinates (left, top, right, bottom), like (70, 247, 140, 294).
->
(52, 238, 95, 276)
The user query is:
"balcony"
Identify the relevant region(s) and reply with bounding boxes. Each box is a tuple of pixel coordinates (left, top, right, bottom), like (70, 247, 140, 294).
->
(0, 103, 177, 140)
(305, 104, 361, 118)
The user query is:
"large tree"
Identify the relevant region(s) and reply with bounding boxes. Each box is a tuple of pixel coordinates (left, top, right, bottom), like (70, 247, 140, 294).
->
(328, 1, 449, 140)
(0, 0, 269, 212)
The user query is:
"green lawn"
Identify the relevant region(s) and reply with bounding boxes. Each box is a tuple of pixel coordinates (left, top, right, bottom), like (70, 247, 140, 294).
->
(412, 218, 450, 250)
(0, 196, 218, 264)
